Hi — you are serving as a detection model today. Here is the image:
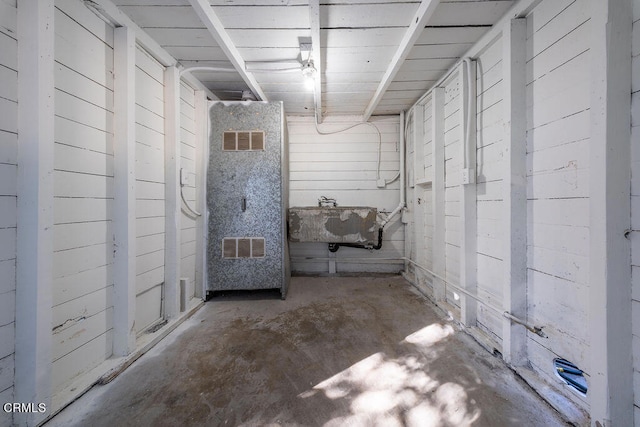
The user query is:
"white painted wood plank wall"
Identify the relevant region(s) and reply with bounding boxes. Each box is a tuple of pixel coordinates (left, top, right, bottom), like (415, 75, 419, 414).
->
(525, 0, 590, 408)
(287, 116, 404, 274)
(421, 99, 433, 274)
(631, 0, 640, 420)
(406, 98, 435, 299)
(135, 45, 165, 333)
(404, 0, 593, 413)
(475, 36, 504, 344)
(443, 75, 462, 309)
(180, 81, 197, 301)
(0, 0, 209, 419)
(406, 111, 416, 270)
(51, 0, 115, 393)
(0, 1, 16, 425)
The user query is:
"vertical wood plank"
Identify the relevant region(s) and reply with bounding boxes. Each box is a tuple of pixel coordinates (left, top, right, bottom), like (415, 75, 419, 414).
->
(164, 66, 181, 318)
(501, 18, 528, 366)
(113, 26, 136, 356)
(194, 90, 207, 299)
(308, 0, 323, 124)
(589, 0, 633, 424)
(413, 104, 425, 269)
(413, 103, 425, 183)
(15, 0, 54, 424)
(460, 59, 477, 327)
(432, 87, 446, 303)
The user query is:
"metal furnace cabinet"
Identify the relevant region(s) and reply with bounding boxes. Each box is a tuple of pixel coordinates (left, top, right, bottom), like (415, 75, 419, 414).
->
(206, 101, 290, 298)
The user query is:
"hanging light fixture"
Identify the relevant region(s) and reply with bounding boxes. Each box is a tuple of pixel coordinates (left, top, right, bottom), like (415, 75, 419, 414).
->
(299, 39, 316, 91)
(301, 59, 316, 90)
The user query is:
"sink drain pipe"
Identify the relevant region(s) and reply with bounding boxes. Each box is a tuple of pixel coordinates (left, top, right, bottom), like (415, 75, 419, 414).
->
(328, 228, 383, 252)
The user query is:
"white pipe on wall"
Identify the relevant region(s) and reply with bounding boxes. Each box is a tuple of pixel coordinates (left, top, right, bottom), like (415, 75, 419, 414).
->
(380, 110, 405, 228)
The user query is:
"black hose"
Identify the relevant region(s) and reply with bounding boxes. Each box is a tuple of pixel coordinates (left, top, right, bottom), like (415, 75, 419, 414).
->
(327, 228, 383, 252)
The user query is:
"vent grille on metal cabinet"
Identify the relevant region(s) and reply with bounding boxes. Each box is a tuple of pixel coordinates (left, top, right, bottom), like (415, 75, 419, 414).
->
(222, 237, 266, 259)
(222, 131, 265, 151)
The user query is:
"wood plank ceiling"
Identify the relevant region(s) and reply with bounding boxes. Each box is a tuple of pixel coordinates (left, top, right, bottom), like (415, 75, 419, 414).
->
(113, 0, 515, 117)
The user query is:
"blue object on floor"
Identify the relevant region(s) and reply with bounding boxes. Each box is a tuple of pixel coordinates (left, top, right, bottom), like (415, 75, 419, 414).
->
(554, 358, 587, 394)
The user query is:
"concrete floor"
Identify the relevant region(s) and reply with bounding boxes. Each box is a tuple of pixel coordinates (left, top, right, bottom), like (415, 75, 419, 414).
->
(46, 276, 569, 427)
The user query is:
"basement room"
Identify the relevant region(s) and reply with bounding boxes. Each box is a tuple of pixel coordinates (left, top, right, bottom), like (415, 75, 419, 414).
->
(1, 0, 638, 425)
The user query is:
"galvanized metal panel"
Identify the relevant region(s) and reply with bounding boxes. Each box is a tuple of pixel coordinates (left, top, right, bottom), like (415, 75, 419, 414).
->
(207, 101, 288, 294)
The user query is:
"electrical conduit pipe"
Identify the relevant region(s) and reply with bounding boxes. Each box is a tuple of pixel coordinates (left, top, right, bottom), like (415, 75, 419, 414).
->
(380, 110, 405, 229)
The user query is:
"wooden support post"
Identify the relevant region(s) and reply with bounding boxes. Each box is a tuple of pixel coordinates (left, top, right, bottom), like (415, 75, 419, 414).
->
(431, 87, 446, 303)
(405, 104, 425, 285)
(589, 0, 633, 424)
(113, 26, 137, 356)
(413, 104, 425, 183)
(328, 250, 337, 274)
(194, 90, 208, 299)
(188, 0, 267, 101)
(364, 0, 441, 120)
(460, 61, 477, 327)
(15, 0, 54, 424)
(308, 0, 323, 124)
(164, 66, 181, 319)
(501, 18, 527, 366)
(413, 104, 426, 276)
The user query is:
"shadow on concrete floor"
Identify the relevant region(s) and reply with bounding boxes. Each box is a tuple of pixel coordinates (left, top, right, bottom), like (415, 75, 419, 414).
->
(45, 276, 569, 427)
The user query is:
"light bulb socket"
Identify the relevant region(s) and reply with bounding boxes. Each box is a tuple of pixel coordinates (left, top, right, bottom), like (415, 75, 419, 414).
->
(301, 60, 316, 79)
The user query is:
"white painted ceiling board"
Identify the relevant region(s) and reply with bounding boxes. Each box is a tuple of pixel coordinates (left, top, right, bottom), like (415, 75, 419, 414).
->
(323, 0, 420, 3)
(261, 82, 309, 92)
(209, 0, 309, 5)
(388, 80, 435, 91)
(211, 5, 310, 29)
(399, 58, 458, 72)
(144, 28, 217, 47)
(227, 29, 311, 48)
(110, 0, 516, 116)
(164, 46, 228, 61)
(324, 58, 392, 73)
(382, 90, 428, 100)
(238, 47, 302, 62)
(429, 1, 514, 26)
(416, 26, 491, 44)
(321, 3, 419, 28)
(114, 0, 190, 5)
(190, 75, 243, 85)
(408, 43, 474, 59)
(249, 73, 307, 84)
(323, 82, 381, 92)
(117, 5, 205, 28)
(323, 72, 387, 84)
(200, 80, 247, 91)
(322, 28, 406, 47)
(325, 92, 378, 102)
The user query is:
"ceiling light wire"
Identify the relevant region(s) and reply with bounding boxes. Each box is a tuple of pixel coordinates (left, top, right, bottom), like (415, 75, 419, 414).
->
(312, 108, 386, 182)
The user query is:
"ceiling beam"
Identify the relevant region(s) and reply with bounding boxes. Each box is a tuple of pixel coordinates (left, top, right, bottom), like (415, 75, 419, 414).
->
(309, 0, 323, 123)
(189, 0, 268, 101)
(363, 0, 440, 120)
(88, 0, 217, 100)
(89, 0, 176, 67)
